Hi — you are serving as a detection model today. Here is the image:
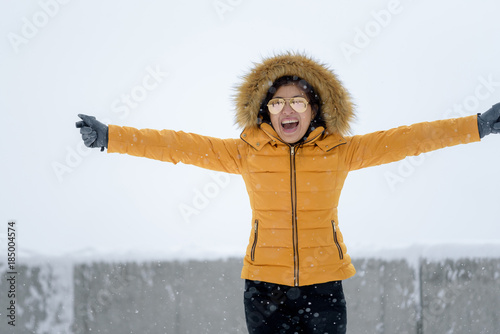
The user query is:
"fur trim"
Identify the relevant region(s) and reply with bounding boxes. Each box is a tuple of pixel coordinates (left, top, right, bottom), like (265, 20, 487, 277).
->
(234, 52, 354, 136)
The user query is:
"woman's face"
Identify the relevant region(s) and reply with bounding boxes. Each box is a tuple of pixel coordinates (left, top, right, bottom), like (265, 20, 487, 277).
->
(269, 84, 313, 144)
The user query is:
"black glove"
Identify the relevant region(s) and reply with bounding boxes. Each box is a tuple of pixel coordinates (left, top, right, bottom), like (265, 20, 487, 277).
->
(75, 114, 108, 151)
(477, 103, 500, 138)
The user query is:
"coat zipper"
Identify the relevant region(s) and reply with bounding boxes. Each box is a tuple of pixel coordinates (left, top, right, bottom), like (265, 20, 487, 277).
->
(251, 220, 259, 261)
(254, 129, 344, 285)
(290, 145, 300, 286)
(331, 220, 344, 260)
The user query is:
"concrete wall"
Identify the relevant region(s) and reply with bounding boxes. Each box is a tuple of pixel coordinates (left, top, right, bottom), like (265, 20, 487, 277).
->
(0, 260, 73, 334)
(420, 258, 500, 333)
(0, 257, 499, 334)
(343, 259, 419, 334)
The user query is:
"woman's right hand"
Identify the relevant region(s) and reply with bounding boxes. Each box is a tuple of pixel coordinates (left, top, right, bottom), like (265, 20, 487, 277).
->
(75, 114, 109, 151)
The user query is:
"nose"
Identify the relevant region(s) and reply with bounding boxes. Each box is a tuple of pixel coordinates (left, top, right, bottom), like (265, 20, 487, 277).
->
(281, 101, 295, 114)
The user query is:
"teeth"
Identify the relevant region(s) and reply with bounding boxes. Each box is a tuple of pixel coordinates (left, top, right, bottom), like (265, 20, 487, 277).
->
(281, 119, 299, 124)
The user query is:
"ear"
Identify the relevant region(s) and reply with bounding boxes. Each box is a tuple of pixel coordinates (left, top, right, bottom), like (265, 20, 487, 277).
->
(312, 104, 319, 119)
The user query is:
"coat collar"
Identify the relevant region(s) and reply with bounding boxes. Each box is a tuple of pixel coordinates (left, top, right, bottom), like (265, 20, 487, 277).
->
(315, 131, 347, 152)
(240, 123, 347, 151)
(240, 124, 276, 151)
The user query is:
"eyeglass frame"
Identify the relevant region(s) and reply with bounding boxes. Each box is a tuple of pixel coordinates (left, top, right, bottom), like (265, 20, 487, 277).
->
(266, 97, 310, 114)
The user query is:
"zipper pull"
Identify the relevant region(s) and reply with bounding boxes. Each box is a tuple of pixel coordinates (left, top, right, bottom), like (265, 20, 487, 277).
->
(290, 146, 295, 156)
(254, 220, 258, 231)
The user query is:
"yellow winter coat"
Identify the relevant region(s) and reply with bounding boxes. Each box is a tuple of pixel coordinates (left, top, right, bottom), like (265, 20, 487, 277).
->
(107, 53, 481, 286)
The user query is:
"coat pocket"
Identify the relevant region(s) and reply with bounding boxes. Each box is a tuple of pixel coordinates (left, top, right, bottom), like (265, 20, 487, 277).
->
(251, 220, 259, 261)
(331, 220, 344, 260)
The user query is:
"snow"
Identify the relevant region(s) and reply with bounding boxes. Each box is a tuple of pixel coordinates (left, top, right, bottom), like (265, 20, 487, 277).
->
(1, 0, 500, 262)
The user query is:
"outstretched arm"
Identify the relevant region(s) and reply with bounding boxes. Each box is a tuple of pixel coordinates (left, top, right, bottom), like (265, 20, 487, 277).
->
(343, 107, 496, 171)
(75, 114, 244, 174)
(107, 125, 244, 174)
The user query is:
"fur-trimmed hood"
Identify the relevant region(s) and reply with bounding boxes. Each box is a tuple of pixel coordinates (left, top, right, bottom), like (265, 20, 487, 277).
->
(234, 53, 355, 136)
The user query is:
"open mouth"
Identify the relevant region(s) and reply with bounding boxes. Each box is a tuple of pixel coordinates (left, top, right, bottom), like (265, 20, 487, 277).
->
(281, 119, 299, 132)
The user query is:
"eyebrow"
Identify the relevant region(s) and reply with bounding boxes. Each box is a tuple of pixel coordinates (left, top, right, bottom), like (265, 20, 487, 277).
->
(272, 95, 305, 99)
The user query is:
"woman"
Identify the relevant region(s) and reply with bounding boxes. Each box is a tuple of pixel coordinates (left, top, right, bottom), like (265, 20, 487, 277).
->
(76, 53, 500, 333)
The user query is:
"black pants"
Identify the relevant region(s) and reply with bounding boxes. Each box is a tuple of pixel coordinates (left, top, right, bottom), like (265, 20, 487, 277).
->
(244, 280, 347, 334)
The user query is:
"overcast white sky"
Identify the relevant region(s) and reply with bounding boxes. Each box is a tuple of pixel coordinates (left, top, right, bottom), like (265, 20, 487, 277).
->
(1, 0, 500, 261)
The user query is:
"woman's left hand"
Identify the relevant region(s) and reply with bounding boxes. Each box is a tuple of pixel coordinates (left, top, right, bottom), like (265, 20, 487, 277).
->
(477, 103, 500, 138)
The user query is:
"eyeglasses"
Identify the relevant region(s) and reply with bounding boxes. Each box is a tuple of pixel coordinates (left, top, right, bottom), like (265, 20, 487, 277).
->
(267, 97, 309, 114)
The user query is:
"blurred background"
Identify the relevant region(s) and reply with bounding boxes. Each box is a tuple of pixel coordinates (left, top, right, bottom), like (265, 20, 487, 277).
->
(1, 0, 500, 261)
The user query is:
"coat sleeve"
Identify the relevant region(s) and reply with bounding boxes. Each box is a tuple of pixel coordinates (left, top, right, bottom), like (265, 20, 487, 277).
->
(343, 115, 481, 171)
(107, 125, 244, 174)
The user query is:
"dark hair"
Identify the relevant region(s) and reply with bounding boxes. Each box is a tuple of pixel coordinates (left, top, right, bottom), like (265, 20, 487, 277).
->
(259, 76, 326, 138)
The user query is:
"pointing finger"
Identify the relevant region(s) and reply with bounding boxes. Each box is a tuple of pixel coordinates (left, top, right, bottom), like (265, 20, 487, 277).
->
(77, 114, 96, 127)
